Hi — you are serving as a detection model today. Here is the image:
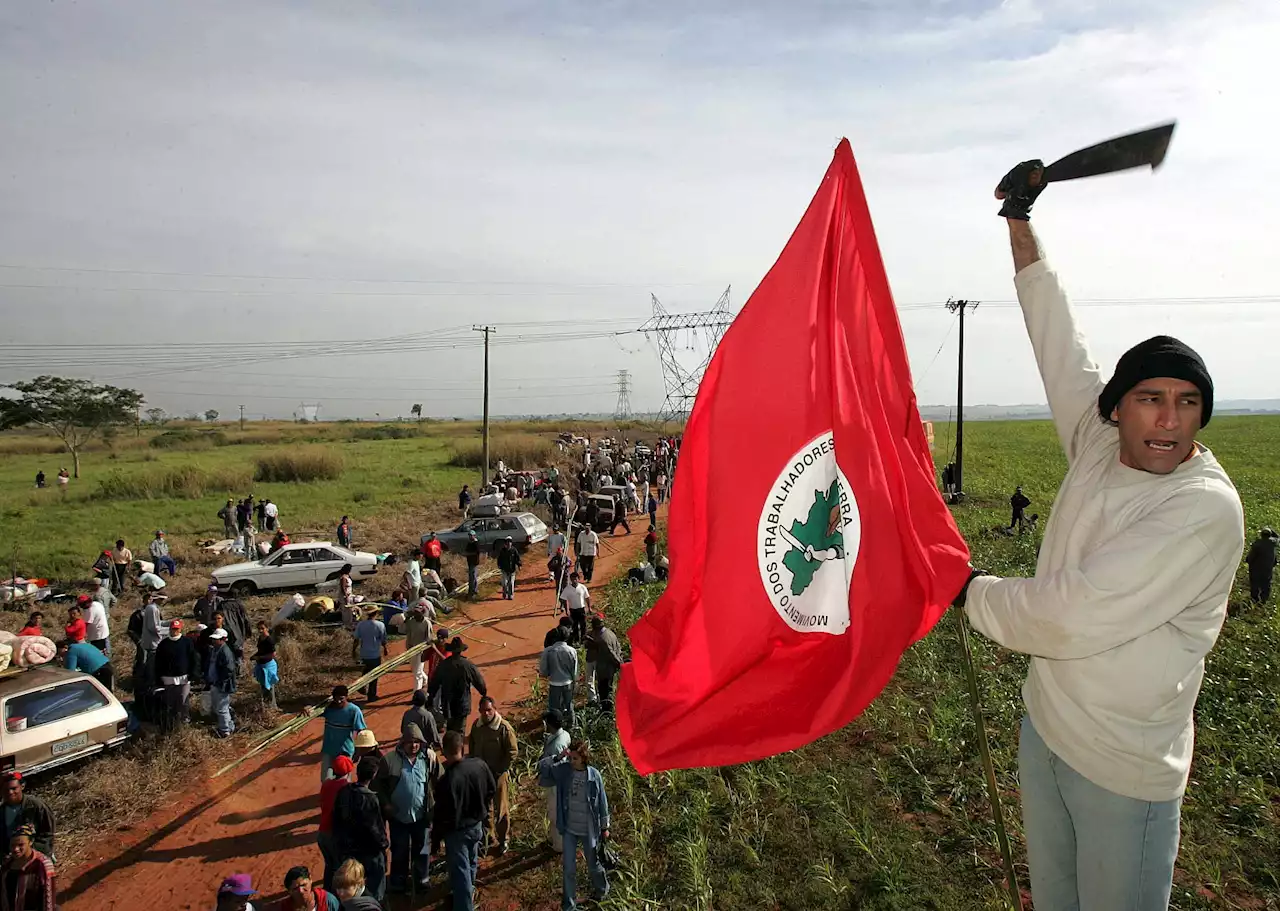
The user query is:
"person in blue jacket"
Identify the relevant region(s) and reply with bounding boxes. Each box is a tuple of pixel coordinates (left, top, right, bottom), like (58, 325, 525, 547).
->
(538, 739, 610, 911)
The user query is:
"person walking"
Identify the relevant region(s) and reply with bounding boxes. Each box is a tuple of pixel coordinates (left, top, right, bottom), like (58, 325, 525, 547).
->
(495, 537, 521, 601)
(403, 600, 434, 693)
(425, 628, 449, 715)
(253, 620, 280, 711)
(655, 471, 667, 504)
(353, 607, 388, 702)
(574, 528, 599, 583)
(468, 697, 518, 857)
(321, 685, 367, 782)
(462, 532, 481, 598)
(428, 638, 487, 733)
(401, 690, 442, 750)
(956, 169, 1245, 911)
(608, 496, 631, 536)
(647, 490, 658, 527)
(206, 628, 238, 738)
(332, 756, 388, 903)
(589, 615, 624, 713)
(1009, 486, 1032, 534)
(110, 538, 132, 595)
(1, 824, 56, 911)
(149, 530, 177, 576)
(403, 551, 423, 606)
(434, 731, 495, 911)
(457, 485, 472, 516)
(155, 619, 196, 728)
(539, 740, 611, 911)
(546, 524, 566, 558)
(374, 725, 441, 894)
(539, 711, 571, 853)
(561, 573, 591, 647)
(1246, 527, 1278, 604)
(337, 516, 353, 550)
(538, 627, 577, 731)
(317, 755, 354, 892)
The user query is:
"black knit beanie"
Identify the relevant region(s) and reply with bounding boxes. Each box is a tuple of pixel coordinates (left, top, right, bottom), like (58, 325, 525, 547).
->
(1097, 335, 1213, 427)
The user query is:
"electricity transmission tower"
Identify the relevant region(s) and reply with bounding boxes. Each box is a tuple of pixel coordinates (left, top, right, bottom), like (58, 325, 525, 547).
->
(639, 286, 733, 425)
(614, 370, 632, 420)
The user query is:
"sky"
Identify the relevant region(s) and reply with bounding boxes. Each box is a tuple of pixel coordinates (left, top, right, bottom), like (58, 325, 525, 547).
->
(1, 0, 1277, 419)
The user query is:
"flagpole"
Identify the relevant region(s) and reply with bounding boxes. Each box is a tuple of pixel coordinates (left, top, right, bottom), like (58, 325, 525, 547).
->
(952, 607, 1024, 911)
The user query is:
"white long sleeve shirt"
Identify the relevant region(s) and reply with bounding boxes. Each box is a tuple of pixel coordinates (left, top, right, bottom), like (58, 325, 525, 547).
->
(964, 259, 1244, 802)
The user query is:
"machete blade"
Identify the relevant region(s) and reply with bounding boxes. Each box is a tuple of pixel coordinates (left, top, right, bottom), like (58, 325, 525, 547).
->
(1042, 122, 1176, 183)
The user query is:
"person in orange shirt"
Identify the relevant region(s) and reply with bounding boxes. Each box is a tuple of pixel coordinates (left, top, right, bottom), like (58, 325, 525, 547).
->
(64, 602, 88, 643)
(17, 613, 44, 638)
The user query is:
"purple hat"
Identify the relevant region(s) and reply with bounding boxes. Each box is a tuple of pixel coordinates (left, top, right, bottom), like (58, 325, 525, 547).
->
(218, 874, 255, 896)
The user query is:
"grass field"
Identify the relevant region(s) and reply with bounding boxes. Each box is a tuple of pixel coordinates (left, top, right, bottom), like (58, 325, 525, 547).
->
(1, 415, 1275, 907)
(496, 415, 1280, 911)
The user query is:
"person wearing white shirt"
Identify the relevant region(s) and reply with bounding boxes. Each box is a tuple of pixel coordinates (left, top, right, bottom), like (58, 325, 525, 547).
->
(574, 528, 599, 583)
(559, 574, 592, 647)
(546, 527, 566, 557)
(83, 597, 111, 655)
(263, 499, 279, 531)
(957, 171, 1243, 911)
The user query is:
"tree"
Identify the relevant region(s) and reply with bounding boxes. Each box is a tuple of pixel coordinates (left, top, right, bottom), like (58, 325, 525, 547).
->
(0, 376, 144, 478)
(204, 409, 220, 422)
(411, 403, 422, 422)
(145, 407, 169, 425)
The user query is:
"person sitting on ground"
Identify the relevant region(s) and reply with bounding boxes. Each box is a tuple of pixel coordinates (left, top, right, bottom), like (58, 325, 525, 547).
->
(214, 874, 257, 911)
(331, 859, 380, 911)
(316, 755, 354, 893)
(331, 757, 388, 903)
(16, 613, 43, 638)
(0, 774, 54, 861)
(58, 638, 114, 690)
(149, 530, 177, 576)
(273, 865, 339, 911)
(1, 824, 55, 911)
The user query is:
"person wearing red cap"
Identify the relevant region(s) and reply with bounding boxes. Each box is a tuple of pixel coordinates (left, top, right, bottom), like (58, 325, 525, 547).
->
(214, 873, 257, 911)
(317, 755, 355, 892)
(155, 620, 196, 729)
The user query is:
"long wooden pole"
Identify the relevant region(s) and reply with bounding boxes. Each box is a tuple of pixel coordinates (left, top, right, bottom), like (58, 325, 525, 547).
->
(953, 607, 1023, 911)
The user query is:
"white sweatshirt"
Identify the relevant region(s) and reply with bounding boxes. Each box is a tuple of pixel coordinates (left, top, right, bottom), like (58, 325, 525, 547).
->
(964, 259, 1244, 802)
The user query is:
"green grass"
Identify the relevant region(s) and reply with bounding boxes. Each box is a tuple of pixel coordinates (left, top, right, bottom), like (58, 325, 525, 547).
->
(501, 415, 1280, 911)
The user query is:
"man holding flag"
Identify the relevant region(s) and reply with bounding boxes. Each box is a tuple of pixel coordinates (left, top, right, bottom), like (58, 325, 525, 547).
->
(953, 163, 1244, 911)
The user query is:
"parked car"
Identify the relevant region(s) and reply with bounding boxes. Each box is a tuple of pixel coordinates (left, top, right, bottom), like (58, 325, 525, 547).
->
(633, 444, 653, 461)
(598, 485, 631, 509)
(580, 493, 618, 530)
(425, 512, 549, 556)
(0, 666, 129, 777)
(211, 542, 379, 597)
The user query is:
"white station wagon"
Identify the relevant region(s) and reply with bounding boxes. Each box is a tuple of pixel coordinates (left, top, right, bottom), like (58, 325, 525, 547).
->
(0, 666, 130, 777)
(211, 541, 379, 597)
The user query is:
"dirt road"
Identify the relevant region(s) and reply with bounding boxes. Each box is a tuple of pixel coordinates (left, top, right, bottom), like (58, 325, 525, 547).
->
(61, 527, 650, 910)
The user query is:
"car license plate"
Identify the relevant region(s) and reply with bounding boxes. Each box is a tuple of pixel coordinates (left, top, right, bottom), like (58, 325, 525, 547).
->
(51, 733, 88, 756)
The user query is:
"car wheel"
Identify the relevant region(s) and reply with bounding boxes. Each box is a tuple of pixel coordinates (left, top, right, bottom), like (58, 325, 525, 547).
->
(229, 580, 257, 598)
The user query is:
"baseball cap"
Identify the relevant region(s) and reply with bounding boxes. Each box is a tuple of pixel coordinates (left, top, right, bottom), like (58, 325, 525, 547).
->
(209, 628, 228, 640)
(76, 594, 90, 604)
(218, 874, 255, 896)
(331, 755, 355, 777)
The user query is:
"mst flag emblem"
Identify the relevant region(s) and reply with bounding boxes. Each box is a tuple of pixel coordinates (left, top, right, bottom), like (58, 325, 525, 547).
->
(758, 430, 859, 634)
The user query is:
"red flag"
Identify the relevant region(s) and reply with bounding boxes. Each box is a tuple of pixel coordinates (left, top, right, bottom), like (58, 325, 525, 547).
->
(617, 140, 971, 775)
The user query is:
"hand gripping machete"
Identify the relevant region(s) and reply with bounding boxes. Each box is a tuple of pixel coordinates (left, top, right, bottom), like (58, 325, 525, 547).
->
(1042, 121, 1176, 183)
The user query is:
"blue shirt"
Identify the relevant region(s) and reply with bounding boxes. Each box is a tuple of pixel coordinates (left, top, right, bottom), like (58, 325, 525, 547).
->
(389, 749, 428, 824)
(64, 641, 108, 675)
(353, 618, 387, 661)
(321, 702, 367, 757)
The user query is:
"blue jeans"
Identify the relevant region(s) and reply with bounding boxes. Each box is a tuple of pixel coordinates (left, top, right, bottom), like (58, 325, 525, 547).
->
(445, 822, 482, 911)
(389, 817, 429, 887)
(153, 555, 177, 576)
(562, 831, 608, 911)
(1020, 715, 1181, 911)
(549, 684, 575, 730)
(210, 689, 234, 735)
(467, 564, 479, 596)
(501, 571, 516, 599)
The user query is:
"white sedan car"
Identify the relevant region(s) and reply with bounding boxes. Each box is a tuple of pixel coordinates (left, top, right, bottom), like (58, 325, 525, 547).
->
(212, 541, 378, 598)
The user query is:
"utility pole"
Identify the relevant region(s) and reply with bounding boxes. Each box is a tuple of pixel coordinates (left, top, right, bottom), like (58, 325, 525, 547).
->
(473, 326, 496, 487)
(239, 404, 245, 431)
(945, 298, 978, 502)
